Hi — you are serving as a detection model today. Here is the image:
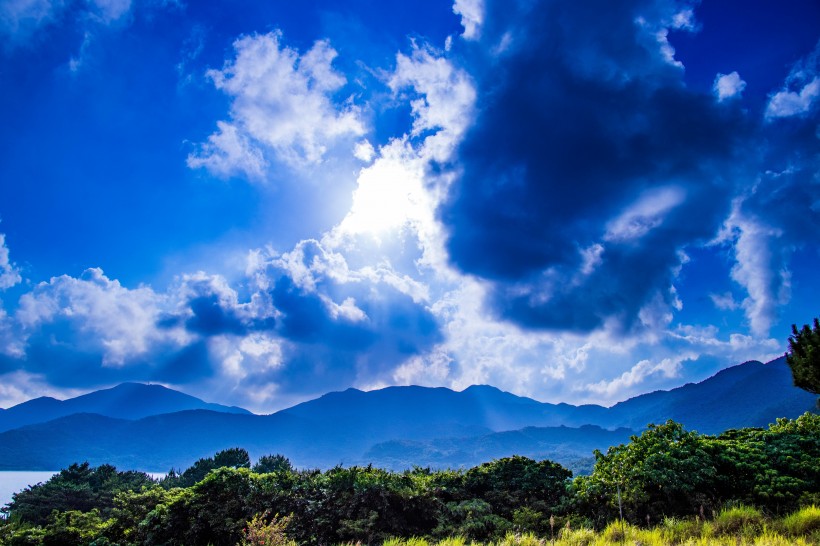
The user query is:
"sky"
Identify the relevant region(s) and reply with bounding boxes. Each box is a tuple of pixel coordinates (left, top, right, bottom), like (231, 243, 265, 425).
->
(0, 0, 818, 413)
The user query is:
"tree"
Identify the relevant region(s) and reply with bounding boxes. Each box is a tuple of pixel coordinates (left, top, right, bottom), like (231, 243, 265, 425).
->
(253, 454, 294, 474)
(786, 318, 820, 400)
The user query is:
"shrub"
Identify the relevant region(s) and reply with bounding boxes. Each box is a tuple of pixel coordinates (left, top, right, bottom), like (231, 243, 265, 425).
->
(659, 516, 704, 543)
(557, 526, 595, 546)
(780, 505, 820, 538)
(711, 505, 764, 537)
(239, 512, 294, 546)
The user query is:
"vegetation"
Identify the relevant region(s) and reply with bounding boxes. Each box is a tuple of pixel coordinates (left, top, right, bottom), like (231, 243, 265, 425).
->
(0, 413, 818, 545)
(787, 317, 820, 402)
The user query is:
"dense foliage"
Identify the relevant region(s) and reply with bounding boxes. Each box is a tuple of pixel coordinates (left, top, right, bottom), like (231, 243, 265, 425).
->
(1, 413, 818, 545)
(787, 317, 820, 399)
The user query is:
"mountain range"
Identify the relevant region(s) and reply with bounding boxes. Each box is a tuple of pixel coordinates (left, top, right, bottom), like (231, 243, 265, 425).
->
(0, 356, 815, 473)
(0, 382, 249, 434)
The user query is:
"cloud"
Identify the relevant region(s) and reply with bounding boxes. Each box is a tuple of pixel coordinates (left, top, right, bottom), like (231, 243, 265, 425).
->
(0, 0, 63, 43)
(87, 0, 131, 24)
(582, 355, 686, 398)
(714, 207, 791, 337)
(766, 42, 820, 119)
(0, 233, 22, 291)
(16, 268, 181, 367)
(440, 0, 749, 333)
(389, 43, 476, 161)
(453, 0, 484, 40)
(188, 31, 365, 179)
(0, 0, 133, 49)
(709, 291, 740, 311)
(766, 77, 820, 118)
(713, 71, 746, 102)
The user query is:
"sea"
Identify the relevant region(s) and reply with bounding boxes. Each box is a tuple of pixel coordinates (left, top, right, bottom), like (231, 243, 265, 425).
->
(0, 471, 58, 512)
(0, 471, 166, 515)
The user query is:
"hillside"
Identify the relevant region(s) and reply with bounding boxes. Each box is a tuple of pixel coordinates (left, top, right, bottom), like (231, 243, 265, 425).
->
(0, 382, 250, 433)
(0, 357, 814, 471)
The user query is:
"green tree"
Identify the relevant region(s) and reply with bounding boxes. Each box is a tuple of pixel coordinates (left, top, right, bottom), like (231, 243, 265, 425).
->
(253, 454, 294, 474)
(574, 421, 719, 525)
(786, 318, 820, 401)
(4, 463, 154, 526)
(165, 447, 252, 488)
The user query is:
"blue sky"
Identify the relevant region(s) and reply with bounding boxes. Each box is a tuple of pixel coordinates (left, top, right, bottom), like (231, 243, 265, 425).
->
(0, 0, 818, 412)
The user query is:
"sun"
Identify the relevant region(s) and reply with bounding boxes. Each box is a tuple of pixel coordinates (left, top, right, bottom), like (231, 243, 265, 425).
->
(338, 152, 426, 237)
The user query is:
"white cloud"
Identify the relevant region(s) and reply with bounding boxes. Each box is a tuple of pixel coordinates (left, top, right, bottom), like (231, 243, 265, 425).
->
(452, 0, 483, 40)
(208, 333, 283, 380)
(766, 44, 820, 119)
(188, 31, 365, 177)
(766, 77, 820, 119)
(583, 355, 686, 398)
(389, 45, 476, 156)
(713, 71, 746, 101)
(89, 0, 131, 24)
(604, 186, 685, 242)
(392, 349, 453, 386)
(353, 140, 375, 163)
(0, 370, 84, 408)
(0, 0, 62, 42)
(1, 0, 133, 48)
(186, 121, 268, 180)
(710, 291, 740, 311)
(323, 295, 367, 322)
(0, 233, 22, 290)
(717, 209, 791, 337)
(16, 268, 184, 366)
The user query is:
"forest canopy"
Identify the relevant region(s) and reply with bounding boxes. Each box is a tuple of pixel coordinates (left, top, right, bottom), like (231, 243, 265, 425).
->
(1, 413, 818, 545)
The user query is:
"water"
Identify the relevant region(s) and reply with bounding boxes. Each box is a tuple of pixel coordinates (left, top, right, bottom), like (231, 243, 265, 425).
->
(0, 471, 58, 511)
(0, 471, 166, 514)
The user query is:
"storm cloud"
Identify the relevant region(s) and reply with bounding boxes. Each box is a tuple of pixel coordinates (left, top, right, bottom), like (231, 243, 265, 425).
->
(441, 0, 751, 332)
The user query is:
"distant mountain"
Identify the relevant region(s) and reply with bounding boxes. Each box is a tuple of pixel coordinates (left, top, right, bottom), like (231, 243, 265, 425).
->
(280, 383, 609, 437)
(360, 424, 635, 475)
(0, 411, 629, 473)
(279, 357, 814, 436)
(0, 383, 250, 433)
(607, 357, 815, 433)
(0, 357, 814, 472)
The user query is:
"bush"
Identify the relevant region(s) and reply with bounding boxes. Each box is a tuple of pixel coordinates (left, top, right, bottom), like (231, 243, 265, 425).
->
(711, 505, 764, 537)
(240, 512, 294, 546)
(659, 516, 704, 543)
(780, 505, 820, 538)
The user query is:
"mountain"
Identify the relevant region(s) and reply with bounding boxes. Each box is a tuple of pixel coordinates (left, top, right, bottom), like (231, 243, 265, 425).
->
(0, 357, 814, 472)
(0, 383, 250, 433)
(280, 383, 610, 437)
(606, 357, 814, 433)
(360, 424, 635, 475)
(0, 411, 629, 473)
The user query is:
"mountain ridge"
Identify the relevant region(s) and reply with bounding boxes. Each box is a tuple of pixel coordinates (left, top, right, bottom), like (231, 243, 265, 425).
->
(0, 382, 250, 433)
(0, 356, 814, 472)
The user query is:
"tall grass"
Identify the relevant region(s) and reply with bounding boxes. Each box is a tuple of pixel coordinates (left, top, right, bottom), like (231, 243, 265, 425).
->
(780, 505, 820, 538)
(373, 505, 820, 546)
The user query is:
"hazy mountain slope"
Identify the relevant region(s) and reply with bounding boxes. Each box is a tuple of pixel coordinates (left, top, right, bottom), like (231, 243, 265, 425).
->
(0, 410, 337, 471)
(0, 357, 814, 472)
(0, 383, 250, 433)
(607, 357, 816, 433)
(360, 424, 635, 473)
(281, 384, 609, 436)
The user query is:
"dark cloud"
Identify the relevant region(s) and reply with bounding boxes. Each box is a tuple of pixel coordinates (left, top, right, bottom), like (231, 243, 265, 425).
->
(272, 276, 376, 349)
(185, 295, 249, 336)
(442, 0, 751, 332)
(267, 261, 443, 393)
(151, 341, 215, 384)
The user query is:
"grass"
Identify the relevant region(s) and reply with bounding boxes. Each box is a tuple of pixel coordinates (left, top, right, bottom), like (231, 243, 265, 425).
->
(780, 505, 820, 539)
(366, 506, 820, 546)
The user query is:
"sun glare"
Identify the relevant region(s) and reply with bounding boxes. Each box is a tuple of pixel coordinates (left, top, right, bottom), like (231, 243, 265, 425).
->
(339, 155, 424, 237)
